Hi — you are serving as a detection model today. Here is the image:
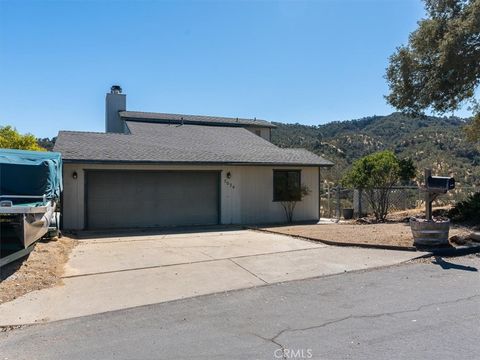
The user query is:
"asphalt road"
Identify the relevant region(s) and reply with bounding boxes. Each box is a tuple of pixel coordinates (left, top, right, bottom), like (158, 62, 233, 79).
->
(1, 255, 479, 360)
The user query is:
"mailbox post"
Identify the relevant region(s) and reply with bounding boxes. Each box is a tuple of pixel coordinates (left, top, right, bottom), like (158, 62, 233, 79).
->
(410, 169, 455, 247)
(423, 169, 455, 219)
(425, 169, 432, 221)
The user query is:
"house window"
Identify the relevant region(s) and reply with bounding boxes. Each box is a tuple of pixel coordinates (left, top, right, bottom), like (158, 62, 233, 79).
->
(273, 170, 301, 202)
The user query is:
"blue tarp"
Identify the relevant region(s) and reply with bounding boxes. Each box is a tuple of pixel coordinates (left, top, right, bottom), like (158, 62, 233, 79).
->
(0, 149, 63, 200)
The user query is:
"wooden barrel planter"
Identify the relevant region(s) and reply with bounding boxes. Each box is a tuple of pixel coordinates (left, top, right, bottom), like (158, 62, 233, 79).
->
(410, 218, 450, 247)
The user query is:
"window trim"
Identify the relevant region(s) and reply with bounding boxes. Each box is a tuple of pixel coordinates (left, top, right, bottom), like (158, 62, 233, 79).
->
(272, 169, 302, 202)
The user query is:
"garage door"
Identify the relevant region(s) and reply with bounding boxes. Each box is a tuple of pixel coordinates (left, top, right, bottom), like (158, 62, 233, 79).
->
(86, 171, 219, 229)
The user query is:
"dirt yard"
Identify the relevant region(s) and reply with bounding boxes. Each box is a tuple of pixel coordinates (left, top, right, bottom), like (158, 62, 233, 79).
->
(339, 207, 451, 224)
(0, 237, 76, 304)
(259, 223, 470, 249)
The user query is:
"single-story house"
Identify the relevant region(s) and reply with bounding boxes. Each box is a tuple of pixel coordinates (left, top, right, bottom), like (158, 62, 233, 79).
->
(54, 86, 333, 230)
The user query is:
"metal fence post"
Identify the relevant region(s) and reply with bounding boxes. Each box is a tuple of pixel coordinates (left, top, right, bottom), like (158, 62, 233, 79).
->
(353, 188, 363, 218)
(358, 189, 363, 217)
(327, 183, 331, 218)
(336, 185, 341, 220)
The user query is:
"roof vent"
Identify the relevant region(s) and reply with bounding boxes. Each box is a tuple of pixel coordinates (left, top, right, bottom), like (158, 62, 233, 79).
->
(110, 85, 122, 94)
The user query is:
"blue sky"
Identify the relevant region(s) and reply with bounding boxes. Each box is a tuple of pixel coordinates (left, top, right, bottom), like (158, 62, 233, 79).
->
(0, 0, 467, 138)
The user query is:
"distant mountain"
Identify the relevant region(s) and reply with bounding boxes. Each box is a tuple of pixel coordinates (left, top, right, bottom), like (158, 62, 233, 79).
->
(271, 113, 479, 187)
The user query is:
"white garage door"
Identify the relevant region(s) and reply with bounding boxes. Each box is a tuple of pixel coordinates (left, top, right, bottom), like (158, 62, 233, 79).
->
(86, 170, 220, 229)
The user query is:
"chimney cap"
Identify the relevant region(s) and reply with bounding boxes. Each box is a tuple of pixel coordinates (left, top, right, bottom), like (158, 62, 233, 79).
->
(110, 85, 122, 94)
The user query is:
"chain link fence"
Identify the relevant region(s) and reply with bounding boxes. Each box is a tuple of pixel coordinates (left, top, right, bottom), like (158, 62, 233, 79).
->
(320, 184, 477, 219)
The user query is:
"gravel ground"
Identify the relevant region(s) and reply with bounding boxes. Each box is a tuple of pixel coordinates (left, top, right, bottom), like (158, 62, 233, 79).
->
(0, 237, 76, 304)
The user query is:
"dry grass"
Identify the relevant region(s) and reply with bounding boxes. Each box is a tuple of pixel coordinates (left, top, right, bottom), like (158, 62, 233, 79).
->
(0, 236, 76, 304)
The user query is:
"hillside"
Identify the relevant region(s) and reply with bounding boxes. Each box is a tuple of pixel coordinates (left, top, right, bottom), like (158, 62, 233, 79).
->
(271, 113, 479, 187)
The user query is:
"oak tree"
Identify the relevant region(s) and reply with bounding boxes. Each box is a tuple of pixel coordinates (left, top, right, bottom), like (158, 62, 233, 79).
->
(385, 0, 480, 141)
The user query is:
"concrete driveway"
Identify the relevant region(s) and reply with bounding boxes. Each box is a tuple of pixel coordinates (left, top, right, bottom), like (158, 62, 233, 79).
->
(0, 228, 423, 325)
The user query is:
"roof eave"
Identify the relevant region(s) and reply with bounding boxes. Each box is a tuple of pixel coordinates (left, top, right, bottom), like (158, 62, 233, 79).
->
(123, 117, 276, 129)
(119, 113, 277, 129)
(61, 159, 333, 167)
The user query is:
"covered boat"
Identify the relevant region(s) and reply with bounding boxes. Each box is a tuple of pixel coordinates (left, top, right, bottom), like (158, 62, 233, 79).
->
(0, 149, 62, 260)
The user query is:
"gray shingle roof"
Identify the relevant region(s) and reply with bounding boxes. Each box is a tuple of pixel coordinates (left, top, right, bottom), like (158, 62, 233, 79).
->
(120, 111, 276, 128)
(54, 122, 333, 166)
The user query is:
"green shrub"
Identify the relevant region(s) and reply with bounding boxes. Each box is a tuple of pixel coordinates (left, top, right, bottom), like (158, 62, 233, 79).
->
(342, 150, 415, 221)
(448, 192, 480, 223)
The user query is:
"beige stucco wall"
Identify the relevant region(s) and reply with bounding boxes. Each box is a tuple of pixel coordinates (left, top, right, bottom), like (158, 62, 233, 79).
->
(245, 127, 271, 141)
(62, 163, 319, 230)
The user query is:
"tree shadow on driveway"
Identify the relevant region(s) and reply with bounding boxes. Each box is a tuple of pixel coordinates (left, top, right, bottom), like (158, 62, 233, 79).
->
(432, 256, 478, 272)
